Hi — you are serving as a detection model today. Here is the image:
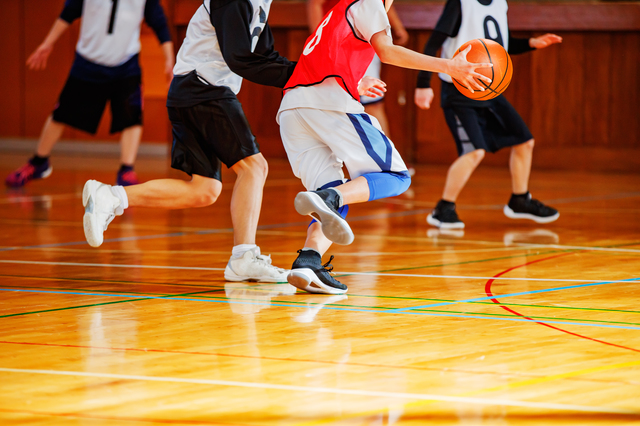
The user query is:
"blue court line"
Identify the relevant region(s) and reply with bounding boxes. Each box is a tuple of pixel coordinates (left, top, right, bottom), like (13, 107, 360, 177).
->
(3, 287, 640, 331)
(389, 276, 640, 313)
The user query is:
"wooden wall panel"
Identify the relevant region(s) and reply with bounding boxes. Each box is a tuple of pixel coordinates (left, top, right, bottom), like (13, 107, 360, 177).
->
(0, 0, 24, 137)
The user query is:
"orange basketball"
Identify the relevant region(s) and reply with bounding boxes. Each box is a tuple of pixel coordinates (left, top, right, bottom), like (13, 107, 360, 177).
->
(452, 38, 513, 101)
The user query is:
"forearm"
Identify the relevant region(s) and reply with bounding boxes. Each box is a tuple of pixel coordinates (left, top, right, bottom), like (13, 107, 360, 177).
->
(161, 41, 174, 62)
(42, 19, 70, 48)
(387, 6, 405, 33)
(374, 34, 450, 75)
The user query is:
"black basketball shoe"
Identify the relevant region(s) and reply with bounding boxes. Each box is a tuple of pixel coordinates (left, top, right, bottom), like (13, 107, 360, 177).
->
(294, 189, 354, 245)
(503, 192, 559, 223)
(287, 250, 348, 295)
(426, 200, 465, 229)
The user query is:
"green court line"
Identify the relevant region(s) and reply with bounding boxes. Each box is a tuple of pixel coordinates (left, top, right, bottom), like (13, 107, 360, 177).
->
(0, 289, 224, 319)
(0, 273, 228, 291)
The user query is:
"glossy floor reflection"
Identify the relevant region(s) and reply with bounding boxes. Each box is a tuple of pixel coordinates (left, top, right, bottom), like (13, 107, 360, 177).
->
(1, 153, 640, 425)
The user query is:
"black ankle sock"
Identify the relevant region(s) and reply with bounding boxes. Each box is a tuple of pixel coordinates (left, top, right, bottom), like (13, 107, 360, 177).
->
(30, 155, 49, 166)
(511, 191, 530, 200)
(118, 164, 134, 173)
(437, 199, 456, 209)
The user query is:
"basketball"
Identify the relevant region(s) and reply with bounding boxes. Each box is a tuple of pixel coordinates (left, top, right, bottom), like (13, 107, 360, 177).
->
(452, 38, 513, 100)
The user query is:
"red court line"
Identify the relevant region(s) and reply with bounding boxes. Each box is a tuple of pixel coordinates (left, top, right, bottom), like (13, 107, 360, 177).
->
(0, 340, 633, 386)
(0, 408, 252, 425)
(484, 253, 640, 354)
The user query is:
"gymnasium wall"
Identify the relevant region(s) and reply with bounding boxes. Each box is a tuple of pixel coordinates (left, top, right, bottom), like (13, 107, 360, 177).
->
(0, 0, 174, 143)
(1, 0, 639, 172)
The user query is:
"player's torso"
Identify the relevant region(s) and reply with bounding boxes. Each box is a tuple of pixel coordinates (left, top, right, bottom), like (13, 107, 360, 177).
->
(285, 0, 375, 100)
(76, 0, 147, 67)
(174, 0, 272, 93)
(440, 0, 509, 83)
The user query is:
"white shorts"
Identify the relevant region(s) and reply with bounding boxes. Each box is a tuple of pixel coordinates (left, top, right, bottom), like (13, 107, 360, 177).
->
(279, 108, 408, 191)
(360, 55, 383, 105)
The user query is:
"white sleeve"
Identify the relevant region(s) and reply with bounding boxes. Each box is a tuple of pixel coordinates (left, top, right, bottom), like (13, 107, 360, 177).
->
(349, 0, 391, 43)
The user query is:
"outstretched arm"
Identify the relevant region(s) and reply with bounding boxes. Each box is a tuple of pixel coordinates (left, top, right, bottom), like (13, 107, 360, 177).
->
(370, 30, 492, 93)
(529, 33, 562, 49)
(211, 0, 295, 88)
(26, 18, 70, 70)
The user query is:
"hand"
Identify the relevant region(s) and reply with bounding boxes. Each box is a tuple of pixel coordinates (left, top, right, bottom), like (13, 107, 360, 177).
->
(358, 75, 387, 98)
(414, 88, 434, 110)
(26, 43, 54, 70)
(448, 45, 493, 93)
(529, 33, 563, 49)
(393, 27, 409, 46)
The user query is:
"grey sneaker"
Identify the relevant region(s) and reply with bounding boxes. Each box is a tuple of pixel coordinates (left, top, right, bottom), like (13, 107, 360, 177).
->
(82, 180, 121, 247)
(224, 247, 289, 282)
(294, 189, 354, 245)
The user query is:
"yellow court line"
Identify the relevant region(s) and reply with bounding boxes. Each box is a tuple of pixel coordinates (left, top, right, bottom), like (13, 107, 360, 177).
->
(295, 359, 640, 426)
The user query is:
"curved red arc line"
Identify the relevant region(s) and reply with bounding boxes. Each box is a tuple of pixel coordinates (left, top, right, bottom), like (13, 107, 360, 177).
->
(485, 253, 640, 353)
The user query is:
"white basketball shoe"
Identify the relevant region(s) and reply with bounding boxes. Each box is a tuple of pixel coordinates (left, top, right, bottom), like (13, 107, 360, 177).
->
(224, 247, 289, 282)
(82, 180, 121, 247)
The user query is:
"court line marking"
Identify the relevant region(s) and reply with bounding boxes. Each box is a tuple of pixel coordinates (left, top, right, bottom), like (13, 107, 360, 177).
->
(0, 367, 633, 414)
(484, 254, 640, 354)
(3, 287, 640, 330)
(5, 277, 640, 317)
(389, 276, 640, 313)
(2, 258, 635, 283)
(300, 358, 640, 425)
(2, 340, 635, 387)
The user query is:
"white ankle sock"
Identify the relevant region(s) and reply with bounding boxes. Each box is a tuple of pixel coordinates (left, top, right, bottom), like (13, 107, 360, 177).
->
(110, 185, 128, 216)
(232, 244, 258, 259)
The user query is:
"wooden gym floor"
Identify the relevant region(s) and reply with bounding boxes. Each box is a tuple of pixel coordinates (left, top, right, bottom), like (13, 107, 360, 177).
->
(1, 152, 639, 425)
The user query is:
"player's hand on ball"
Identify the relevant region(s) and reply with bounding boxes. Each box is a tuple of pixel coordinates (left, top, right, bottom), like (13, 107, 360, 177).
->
(448, 45, 493, 93)
(414, 88, 434, 110)
(358, 76, 387, 98)
(529, 34, 563, 49)
(26, 43, 54, 70)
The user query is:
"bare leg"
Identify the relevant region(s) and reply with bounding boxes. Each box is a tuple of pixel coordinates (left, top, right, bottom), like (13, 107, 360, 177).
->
(364, 101, 390, 136)
(124, 174, 221, 208)
(441, 149, 485, 202)
(333, 176, 370, 204)
(229, 153, 269, 246)
(303, 222, 333, 255)
(35, 116, 65, 157)
(509, 139, 535, 194)
(119, 125, 143, 165)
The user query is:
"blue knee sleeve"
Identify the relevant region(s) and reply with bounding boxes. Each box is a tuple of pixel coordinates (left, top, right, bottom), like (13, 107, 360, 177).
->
(362, 170, 411, 201)
(308, 180, 349, 227)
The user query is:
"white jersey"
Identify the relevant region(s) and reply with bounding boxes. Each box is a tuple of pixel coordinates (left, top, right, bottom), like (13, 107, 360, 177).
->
(76, 0, 146, 67)
(439, 0, 509, 83)
(173, 0, 272, 94)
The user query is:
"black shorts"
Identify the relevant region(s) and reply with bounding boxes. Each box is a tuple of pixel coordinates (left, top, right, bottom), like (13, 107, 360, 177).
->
(441, 86, 533, 156)
(168, 97, 260, 181)
(52, 74, 143, 134)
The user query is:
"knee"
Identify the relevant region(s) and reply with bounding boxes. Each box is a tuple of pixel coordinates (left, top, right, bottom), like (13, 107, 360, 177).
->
(470, 149, 486, 162)
(233, 154, 268, 182)
(192, 180, 221, 207)
(516, 139, 535, 153)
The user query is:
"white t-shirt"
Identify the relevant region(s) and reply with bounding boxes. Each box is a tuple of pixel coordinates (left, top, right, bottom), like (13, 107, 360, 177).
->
(277, 0, 391, 122)
(76, 0, 146, 67)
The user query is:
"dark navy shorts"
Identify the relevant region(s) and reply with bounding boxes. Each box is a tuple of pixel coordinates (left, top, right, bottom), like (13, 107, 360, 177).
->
(440, 83, 533, 156)
(52, 74, 142, 134)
